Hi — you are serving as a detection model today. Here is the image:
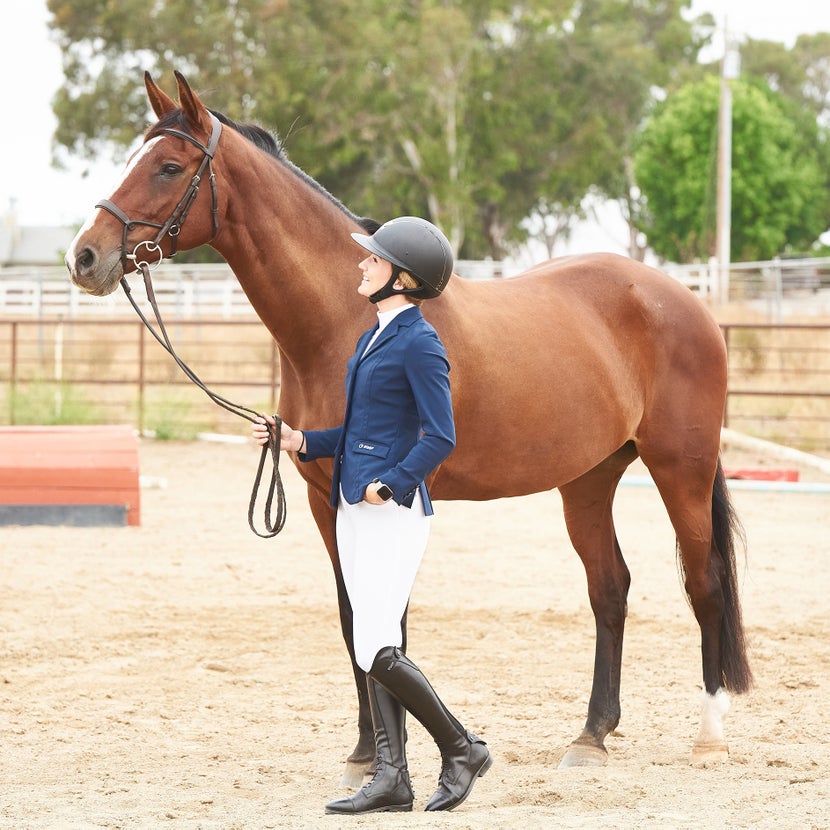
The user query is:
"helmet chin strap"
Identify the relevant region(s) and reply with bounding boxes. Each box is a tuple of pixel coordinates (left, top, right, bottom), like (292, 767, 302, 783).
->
(368, 266, 422, 304)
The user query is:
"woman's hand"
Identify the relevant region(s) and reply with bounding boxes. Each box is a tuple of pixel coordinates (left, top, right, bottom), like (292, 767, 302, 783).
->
(252, 415, 305, 452)
(363, 480, 387, 505)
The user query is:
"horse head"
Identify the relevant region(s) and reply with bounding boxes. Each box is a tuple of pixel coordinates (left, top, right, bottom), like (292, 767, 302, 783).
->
(66, 72, 225, 296)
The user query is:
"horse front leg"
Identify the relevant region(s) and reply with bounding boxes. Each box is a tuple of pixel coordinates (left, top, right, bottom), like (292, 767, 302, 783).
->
(305, 485, 374, 787)
(332, 572, 376, 786)
(558, 462, 632, 768)
(560, 587, 627, 767)
(331, 559, 412, 786)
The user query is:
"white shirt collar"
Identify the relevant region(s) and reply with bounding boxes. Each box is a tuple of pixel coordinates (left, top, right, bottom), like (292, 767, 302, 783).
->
(376, 302, 415, 333)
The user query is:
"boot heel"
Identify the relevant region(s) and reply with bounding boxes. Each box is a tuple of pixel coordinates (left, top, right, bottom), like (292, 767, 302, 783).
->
(478, 753, 494, 777)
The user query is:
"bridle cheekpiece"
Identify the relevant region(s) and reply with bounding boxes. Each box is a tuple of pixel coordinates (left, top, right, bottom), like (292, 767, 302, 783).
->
(96, 112, 222, 274)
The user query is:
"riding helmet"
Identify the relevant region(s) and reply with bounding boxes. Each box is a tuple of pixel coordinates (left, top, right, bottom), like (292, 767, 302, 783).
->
(351, 216, 453, 300)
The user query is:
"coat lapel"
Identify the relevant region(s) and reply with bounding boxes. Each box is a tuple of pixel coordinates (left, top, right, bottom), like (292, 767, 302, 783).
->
(359, 306, 422, 360)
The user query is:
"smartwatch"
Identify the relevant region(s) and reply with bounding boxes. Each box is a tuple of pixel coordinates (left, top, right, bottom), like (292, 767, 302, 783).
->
(372, 479, 394, 502)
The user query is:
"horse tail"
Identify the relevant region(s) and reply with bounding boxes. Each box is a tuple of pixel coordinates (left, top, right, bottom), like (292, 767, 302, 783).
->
(696, 460, 754, 693)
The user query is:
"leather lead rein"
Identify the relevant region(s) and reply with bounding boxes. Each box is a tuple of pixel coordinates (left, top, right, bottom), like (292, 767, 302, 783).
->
(122, 270, 287, 538)
(104, 113, 286, 537)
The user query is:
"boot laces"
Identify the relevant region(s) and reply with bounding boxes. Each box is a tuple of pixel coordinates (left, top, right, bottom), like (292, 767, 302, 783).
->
(437, 732, 474, 783)
(364, 756, 385, 790)
(364, 757, 410, 791)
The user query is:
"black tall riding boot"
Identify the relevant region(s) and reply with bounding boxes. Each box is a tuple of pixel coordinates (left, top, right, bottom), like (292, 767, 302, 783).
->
(324, 677, 413, 814)
(369, 646, 492, 812)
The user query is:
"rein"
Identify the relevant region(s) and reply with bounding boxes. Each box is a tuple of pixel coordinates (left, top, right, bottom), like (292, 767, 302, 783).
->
(100, 113, 286, 537)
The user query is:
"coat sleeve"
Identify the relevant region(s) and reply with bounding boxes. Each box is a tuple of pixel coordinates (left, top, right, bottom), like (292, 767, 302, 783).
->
(382, 330, 456, 498)
(300, 426, 342, 461)
(299, 330, 368, 463)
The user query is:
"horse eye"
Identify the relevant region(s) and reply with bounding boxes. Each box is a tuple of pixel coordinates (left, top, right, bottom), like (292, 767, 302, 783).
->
(160, 163, 182, 177)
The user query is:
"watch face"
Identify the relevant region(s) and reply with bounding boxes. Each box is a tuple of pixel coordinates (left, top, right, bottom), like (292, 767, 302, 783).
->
(377, 484, 394, 501)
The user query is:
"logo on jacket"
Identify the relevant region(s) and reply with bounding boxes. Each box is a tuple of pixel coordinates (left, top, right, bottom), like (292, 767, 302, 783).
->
(358, 443, 375, 450)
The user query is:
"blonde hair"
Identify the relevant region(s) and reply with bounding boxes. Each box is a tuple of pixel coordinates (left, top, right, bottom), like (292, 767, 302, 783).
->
(397, 270, 423, 306)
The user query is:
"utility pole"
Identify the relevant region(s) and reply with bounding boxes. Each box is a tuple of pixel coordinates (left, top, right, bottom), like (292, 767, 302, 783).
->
(716, 25, 740, 304)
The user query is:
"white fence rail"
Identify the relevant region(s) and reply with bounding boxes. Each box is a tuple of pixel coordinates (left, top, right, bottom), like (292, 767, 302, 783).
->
(665, 256, 829, 297)
(0, 264, 254, 319)
(0, 261, 506, 319)
(2, 257, 828, 320)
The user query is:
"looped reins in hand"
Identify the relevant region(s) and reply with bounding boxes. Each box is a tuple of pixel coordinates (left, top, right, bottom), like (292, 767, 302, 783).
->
(121, 266, 287, 538)
(247, 413, 287, 538)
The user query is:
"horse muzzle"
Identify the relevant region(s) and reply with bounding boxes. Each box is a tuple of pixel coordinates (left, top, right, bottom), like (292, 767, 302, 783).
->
(65, 240, 124, 297)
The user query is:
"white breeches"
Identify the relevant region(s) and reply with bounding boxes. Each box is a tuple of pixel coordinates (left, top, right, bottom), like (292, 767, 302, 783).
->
(336, 490, 430, 672)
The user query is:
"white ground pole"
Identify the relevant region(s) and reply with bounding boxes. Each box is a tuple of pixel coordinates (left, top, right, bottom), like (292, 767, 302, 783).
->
(718, 427, 830, 476)
(621, 428, 830, 494)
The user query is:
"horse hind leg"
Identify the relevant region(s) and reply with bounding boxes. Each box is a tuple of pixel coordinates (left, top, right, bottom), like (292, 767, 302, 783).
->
(644, 454, 753, 765)
(557, 444, 637, 768)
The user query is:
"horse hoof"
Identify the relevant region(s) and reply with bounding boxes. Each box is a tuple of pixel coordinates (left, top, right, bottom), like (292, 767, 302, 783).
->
(558, 743, 608, 768)
(340, 761, 371, 789)
(690, 741, 729, 766)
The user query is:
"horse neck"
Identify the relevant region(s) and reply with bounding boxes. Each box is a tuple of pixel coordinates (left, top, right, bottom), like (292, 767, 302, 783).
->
(211, 140, 374, 386)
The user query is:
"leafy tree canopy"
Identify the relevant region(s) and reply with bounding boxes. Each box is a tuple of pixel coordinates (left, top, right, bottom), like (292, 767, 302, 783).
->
(47, 0, 703, 259)
(632, 74, 829, 262)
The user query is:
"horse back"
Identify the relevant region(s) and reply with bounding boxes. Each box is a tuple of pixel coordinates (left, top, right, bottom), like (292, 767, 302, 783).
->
(424, 253, 726, 499)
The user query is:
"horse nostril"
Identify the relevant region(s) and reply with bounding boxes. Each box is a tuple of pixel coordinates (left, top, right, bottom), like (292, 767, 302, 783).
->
(77, 247, 96, 272)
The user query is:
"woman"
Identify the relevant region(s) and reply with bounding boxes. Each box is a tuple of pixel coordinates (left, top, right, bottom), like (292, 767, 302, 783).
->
(253, 216, 492, 814)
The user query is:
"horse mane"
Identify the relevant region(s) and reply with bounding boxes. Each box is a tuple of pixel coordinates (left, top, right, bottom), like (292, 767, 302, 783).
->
(145, 109, 380, 235)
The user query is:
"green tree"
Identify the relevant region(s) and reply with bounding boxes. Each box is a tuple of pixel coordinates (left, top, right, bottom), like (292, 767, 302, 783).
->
(47, 0, 703, 259)
(739, 33, 830, 254)
(461, 0, 705, 258)
(633, 75, 828, 262)
(49, 0, 505, 252)
(741, 33, 830, 122)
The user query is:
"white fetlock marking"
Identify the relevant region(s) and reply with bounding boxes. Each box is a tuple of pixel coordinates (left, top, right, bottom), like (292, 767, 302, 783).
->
(696, 687, 730, 745)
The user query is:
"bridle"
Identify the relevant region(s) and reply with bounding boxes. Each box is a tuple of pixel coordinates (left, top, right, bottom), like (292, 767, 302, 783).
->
(96, 111, 286, 538)
(96, 112, 222, 274)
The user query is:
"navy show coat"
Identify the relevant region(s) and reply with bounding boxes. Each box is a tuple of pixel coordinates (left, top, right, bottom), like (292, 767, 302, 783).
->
(300, 305, 455, 516)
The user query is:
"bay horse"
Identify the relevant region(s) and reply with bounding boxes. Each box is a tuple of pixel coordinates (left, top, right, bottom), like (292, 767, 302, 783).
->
(65, 71, 752, 784)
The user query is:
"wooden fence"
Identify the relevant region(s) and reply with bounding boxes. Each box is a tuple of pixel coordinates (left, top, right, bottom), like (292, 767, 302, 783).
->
(4, 257, 829, 320)
(721, 323, 830, 453)
(0, 265, 254, 319)
(0, 319, 279, 437)
(0, 258, 830, 323)
(0, 261, 505, 319)
(1, 318, 829, 451)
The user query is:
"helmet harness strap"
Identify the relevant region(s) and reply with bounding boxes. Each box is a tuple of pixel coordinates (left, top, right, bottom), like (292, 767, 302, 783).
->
(369, 266, 424, 304)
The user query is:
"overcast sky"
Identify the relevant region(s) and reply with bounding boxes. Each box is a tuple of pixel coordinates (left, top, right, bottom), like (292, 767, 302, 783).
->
(2, 0, 829, 242)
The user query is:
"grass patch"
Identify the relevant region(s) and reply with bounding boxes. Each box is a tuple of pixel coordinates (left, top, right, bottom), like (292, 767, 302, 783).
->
(5, 380, 104, 425)
(143, 392, 200, 440)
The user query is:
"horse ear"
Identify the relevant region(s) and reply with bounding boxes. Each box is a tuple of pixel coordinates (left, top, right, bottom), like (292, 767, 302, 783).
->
(145, 71, 177, 118)
(174, 71, 211, 134)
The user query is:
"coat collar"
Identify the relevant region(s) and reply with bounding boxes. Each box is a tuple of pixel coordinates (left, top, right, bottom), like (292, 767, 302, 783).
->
(360, 305, 422, 359)
(377, 302, 420, 328)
